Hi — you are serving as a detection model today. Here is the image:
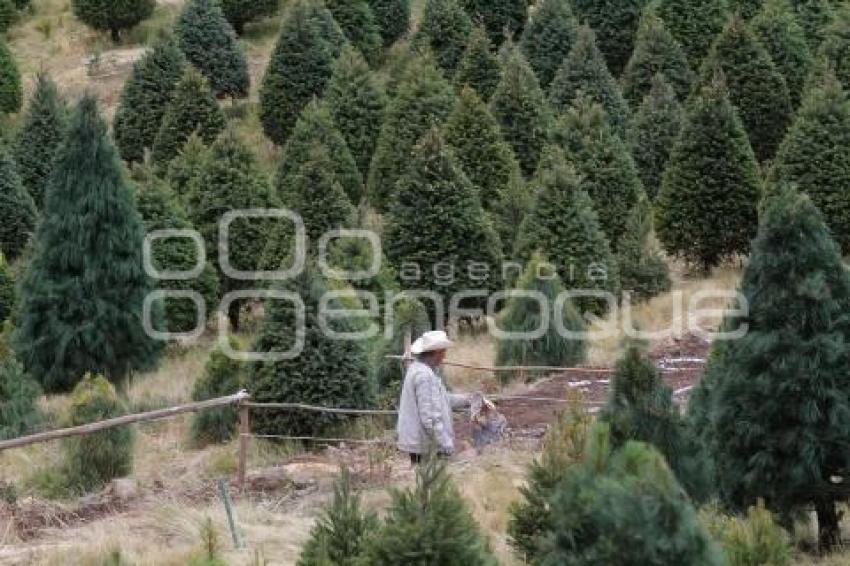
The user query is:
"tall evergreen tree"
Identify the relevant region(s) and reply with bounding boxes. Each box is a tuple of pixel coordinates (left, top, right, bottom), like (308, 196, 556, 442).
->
(455, 24, 502, 99)
(617, 195, 672, 301)
(656, 76, 761, 271)
(113, 35, 186, 164)
(519, 0, 578, 89)
(415, 0, 473, 75)
(326, 0, 383, 65)
(772, 72, 850, 252)
(549, 25, 630, 138)
(71, 0, 155, 42)
(325, 48, 388, 177)
(571, 0, 646, 76)
(553, 97, 643, 250)
(277, 100, 363, 204)
(460, 0, 527, 45)
(0, 146, 36, 261)
(444, 86, 520, 209)
(820, 4, 850, 92)
(701, 184, 850, 550)
(491, 170, 531, 255)
(367, 57, 455, 210)
(174, 0, 250, 98)
(790, 0, 834, 48)
(751, 0, 813, 108)
(621, 13, 694, 106)
(151, 67, 225, 166)
(14, 96, 161, 393)
(0, 37, 21, 115)
(367, 0, 410, 47)
(700, 15, 792, 161)
(13, 72, 66, 207)
(658, 0, 728, 68)
(628, 74, 683, 200)
(220, 0, 278, 34)
(514, 148, 620, 315)
(490, 45, 552, 176)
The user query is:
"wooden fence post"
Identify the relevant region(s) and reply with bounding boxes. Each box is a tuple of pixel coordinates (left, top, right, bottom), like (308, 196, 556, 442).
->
(403, 328, 413, 371)
(237, 400, 250, 492)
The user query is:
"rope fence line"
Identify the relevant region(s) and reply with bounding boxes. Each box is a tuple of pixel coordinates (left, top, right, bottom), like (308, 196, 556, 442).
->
(384, 355, 705, 374)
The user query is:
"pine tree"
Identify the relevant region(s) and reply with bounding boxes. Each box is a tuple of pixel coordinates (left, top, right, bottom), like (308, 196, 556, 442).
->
(259, 0, 340, 145)
(415, 0, 473, 75)
(13, 96, 162, 393)
(325, 48, 388, 177)
(790, 0, 834, 48)
(371, 297, 430, 393)
(297, 468, 379, 566)
(71, 0, 155, 42)
(367, 0, 410, 47)
(455, 25, 502, 100)
(326, 0, 383, 65)
(549, 25, 630, 138)
(730, 0, 765, 19)
(367, 57, 455, 210)
(491, 170, 532, 255)
(700, 184, 850, 550)
(0, 352, 42, 441)
(190, 337, 243, 446)
(0, 253, 13, 323)
(771, 72, 850, 252)
(751, 0, 813, 108)
(489, 45, 552, 176)
(621, 13, 694, 107)
(628, 74, 683, 200)
(616, 197, 672, 301)
(245, 265, 374, 437)
(114, 35, 186, 164)
(359, 455, 499, 565)
(659, 0, 728, 68)
(384, 129, 502, 324)
(0, 37, 21, 115)
(220, 0, 278, 34)
(656, 77, 760, 271)
(571, 0, 646, 77)
(277, 100, 363, 204)
(166, 133, 210, 206)
(553, 97, 643, 251)
(699, 15, 792, 161)
(495, 253, 586, 373)
(151, 67, 225, 166)
(514, 148, 621, 315)
(444, 86, 520, 209)
(519, 0, 578, 89)
(460, 0, 526, 46)
(820, 4, 850, 92)
(0, 146, 37, 261)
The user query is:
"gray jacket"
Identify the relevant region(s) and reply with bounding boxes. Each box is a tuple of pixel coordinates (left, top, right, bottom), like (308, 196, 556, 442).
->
(397, 360, 467, 455)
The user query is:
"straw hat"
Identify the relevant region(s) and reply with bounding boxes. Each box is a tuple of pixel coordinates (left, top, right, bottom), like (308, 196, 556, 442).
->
(410, 330, 454, 354)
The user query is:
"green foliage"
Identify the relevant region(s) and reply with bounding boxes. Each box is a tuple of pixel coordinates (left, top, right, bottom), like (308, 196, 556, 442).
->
(114, 35, 186, 164)
(628, 75, 683, 200)
(190, 338, 243, 446)
(459, 0, 526, 46)
(260, 0, 342, 145)
(701, 501, 793, 566)
(699, 15, 792, 161)
(14, 96, 162, 393)
(495, 254, 586, 373)
(491, 170, 532, 255)
(167, 133, 210, 205)
(655, 76, 760, 271)
(751, 0, 813, 108)
(621, 13, 694, 107)
(62, 375, 133, 494)
(277, 100, 363, 204)
(0, 0, 15, 33)
(0, 37, 22, 115)
(297, 468, 379, 565)
(326, 0, 382, 65)
(367, 57, 455, 210)
(771, 72, 850, 252)
(617, 197, 672, 301)
(730, 0, 765, 19)
(571, 0, 646, 76)
(553, 97, 643, 250)
(514, 148, 620, 315)
(415, 0, 472, 75)
(370, 297, 430, 392)
(174, 0, 249, 98)
(519, 0, 578, 89)
(359, 454, 498, 565)
(549, 25, 630, 138)
(245, 265, 374, 437)
(455, 25, 502, 100)
(151, 67, 225, 166)
(489, 45, 552, 176)
(0, 354, 42, 441)
(444, 86, 520, 209)
(820, 4, 850, 93)
(367, 0, 410, 47)
(0, 253, 13, 323)
(658, 0, 728, 68)
(70, 0, 154, 41)
(790, 0, 834, 48)
(220, 0, 278, 34)
(325, 48, 387, 176)
(0, 146, 37, 261)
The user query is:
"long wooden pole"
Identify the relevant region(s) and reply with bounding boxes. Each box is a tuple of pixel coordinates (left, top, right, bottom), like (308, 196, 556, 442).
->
(243, 402, 397, 415)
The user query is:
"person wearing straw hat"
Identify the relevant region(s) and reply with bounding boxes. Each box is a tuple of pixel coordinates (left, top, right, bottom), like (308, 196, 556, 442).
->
(397, 330, 472, 463)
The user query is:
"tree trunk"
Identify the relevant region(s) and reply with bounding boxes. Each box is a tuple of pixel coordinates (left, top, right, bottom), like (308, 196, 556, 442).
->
(110, 27, 120, 43)
(816, 499, 841, 552)
(228, 299, 241, 332)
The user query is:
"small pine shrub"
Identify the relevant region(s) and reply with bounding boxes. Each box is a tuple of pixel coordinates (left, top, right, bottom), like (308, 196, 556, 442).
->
(700, 501, 792, 566)
(0, 355, 42, 441)
(190, 338, 243, 446)
(617, 196, 671, 302)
